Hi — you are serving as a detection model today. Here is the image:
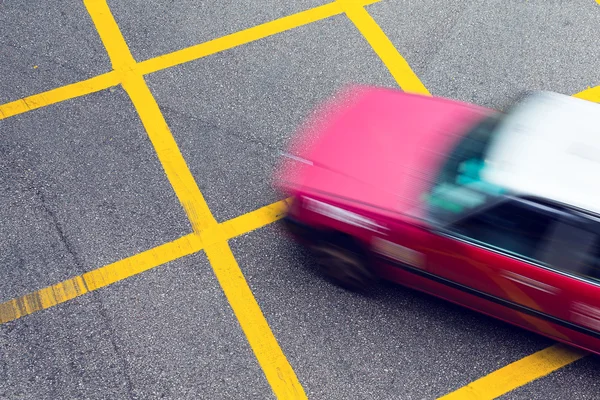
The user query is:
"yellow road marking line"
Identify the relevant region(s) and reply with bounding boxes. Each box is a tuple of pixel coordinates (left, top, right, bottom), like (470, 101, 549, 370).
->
(85, 2, 306, 397)
(0, 200, 288, 325)
(221, 198, 291, 240)
(0, 0, 380, 122)
(84, 0, 136, 69)
(337, 0, 431, 95)
(124, 76, 217, 233)
(0, 72, 119, 120)
(574, 85, 600, 102)
(204, 198, 306, 398)
(137, 0, 380, 76)
(84, 0, 215, 234)
(205, 241, 306, 399)
(0, 233, 200, 324)
(83, 234, 202, 291)
(438, 343, 587, 400)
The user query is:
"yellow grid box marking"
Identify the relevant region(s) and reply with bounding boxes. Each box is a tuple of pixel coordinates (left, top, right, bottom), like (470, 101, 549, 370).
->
(138, 0, 380, 76)
(0, 200, 289, 325)
(0, 0, 380, 122)
(84, 0, 306, 397)
(0, 0, 598, 398)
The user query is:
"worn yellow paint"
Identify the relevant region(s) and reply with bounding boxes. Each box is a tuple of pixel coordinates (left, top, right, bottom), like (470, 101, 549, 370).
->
(38, 276, 88, 308)
(574, 85, 600, 103)
(0, 277, 86, 324)
(0, 197, 289, 325)
(84, 0, 215, 234)
(83, 2, 306, 397)
(0, 72, 119, 120)
(438, 344, 587, 400)
(338, 0, 430, 95)
(0, 234, 199, 324)
(83, 234, 202, 290)
(124, 76, 217, 233)
(137, 0, 380, 76)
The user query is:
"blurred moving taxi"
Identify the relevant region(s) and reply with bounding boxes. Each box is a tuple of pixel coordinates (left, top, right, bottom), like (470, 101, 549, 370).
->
(274, 86, 600, 355)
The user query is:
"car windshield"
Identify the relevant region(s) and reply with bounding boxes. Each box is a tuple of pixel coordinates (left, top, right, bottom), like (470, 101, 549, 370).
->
(423, 113, 508, 227)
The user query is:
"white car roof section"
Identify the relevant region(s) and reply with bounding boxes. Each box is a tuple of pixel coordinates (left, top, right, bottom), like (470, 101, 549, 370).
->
(483, 91, 600, 215)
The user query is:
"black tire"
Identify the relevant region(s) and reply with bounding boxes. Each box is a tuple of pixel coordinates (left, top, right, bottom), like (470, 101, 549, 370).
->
(309, 236, 375, 292)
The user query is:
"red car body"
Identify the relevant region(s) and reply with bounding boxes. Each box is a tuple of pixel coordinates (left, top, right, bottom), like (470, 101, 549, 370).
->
(274, 85, 600, 355)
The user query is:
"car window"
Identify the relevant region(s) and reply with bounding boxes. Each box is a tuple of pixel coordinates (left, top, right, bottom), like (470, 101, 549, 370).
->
(425, 114, 506, 226)
(581, 240, 600, 282)
(448, 199, 555, 262)
(436, 115, 499, 188)
(450, 200, 600, 284)
(537, 220, 600, 283)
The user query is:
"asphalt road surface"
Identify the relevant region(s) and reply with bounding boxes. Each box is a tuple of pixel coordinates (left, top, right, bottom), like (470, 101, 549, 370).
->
(2, 0, 600, 399)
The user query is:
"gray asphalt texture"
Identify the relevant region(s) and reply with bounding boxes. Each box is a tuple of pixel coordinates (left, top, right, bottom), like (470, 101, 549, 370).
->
(2, 0, 600, 399)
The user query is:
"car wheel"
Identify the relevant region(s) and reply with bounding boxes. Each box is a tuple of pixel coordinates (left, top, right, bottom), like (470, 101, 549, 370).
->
(310, 240, 375, 292)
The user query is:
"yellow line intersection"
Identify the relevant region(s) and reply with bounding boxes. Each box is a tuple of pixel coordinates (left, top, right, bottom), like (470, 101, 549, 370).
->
(94, 1, 304, 396)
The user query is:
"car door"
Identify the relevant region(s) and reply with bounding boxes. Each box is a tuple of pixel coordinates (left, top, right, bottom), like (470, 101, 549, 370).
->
(371, 218, 437, 292)
(531, 215, 600, 350)
(426, 197, 585, 341)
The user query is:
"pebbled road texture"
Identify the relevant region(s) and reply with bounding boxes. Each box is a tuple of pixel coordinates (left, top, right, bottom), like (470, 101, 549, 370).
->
(1, 0, 600, 399)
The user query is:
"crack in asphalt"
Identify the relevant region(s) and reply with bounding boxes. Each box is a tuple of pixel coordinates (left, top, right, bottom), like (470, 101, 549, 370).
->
(96, 297, 136, 400)
(36, 189, 86, 274)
